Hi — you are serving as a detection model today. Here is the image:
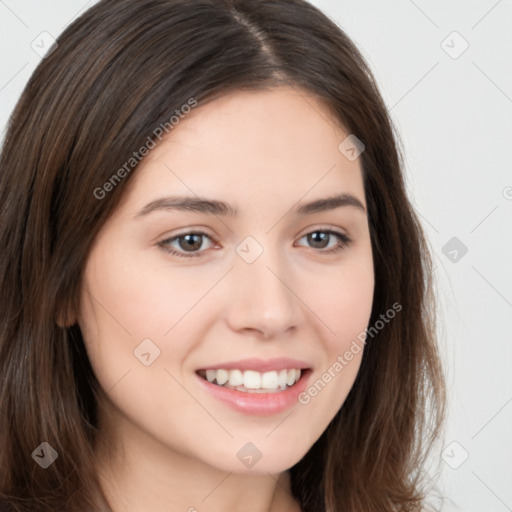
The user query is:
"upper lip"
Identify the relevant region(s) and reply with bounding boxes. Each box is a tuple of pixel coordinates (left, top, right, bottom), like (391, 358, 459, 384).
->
(196, 358, 311, 373)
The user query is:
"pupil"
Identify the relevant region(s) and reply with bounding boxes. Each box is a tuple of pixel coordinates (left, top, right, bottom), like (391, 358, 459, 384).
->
(179, 234, 202, 251)
(308, 232, 328, 248)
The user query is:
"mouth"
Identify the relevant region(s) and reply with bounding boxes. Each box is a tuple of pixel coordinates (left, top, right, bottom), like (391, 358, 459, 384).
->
(194, 359, 313, 416)
(196, 367, 309, 394)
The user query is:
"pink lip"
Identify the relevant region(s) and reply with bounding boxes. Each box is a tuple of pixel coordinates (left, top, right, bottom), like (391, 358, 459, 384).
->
(195, 368, 312, 417)
(196, 357, 311, 372)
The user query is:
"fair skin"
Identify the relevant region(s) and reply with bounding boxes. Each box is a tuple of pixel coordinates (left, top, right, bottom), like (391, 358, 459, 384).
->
(77, 86, 374, 512)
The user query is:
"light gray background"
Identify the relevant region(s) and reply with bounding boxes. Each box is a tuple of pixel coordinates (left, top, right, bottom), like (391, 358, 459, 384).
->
(1, 1, 511, 510)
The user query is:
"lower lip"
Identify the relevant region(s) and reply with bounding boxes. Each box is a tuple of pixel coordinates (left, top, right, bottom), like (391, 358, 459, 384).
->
(195, 370, 311, 416)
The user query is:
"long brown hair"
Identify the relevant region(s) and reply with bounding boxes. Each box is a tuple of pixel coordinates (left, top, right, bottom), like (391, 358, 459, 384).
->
(0, 0, 445, 510)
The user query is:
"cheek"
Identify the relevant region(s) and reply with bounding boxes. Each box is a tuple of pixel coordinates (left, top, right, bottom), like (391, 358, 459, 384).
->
(293, 253, 373, 425)
(80, 242, 222, 342)
(300, 254, 374, 349)
(77, 243, 164, 389)
(332, 266, 374, 342)
(78, 243, 230, 389)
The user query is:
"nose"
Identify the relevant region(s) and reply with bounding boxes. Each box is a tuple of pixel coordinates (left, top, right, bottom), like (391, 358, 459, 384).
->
(224, 247, 301, 339)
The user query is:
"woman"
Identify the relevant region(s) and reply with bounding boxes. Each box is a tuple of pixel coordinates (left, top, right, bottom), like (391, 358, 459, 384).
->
(0, 0, 445, 510)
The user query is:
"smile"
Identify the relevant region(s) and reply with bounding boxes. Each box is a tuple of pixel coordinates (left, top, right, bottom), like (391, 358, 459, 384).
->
(194, 358, 312, 415)
(197, 368, 302, 393)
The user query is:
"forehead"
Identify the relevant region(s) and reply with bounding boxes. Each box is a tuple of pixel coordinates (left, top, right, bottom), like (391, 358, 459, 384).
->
(120, 86, 365, 210)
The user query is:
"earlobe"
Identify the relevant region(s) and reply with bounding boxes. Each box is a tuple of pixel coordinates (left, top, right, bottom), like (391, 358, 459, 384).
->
(56, 304, 77, 328)
(56, 315, 76, 328)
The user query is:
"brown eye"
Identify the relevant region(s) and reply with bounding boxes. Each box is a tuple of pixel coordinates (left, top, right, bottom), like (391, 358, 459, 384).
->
(306, 231, 330, 249)
(296, 229, 352, 253)
(159, 231, 216, 257)
(178, 234, 204, 251)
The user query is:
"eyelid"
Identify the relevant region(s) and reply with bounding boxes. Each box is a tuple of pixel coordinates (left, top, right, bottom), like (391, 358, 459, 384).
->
(158, 226, 218, 243)
(157, 229, 219, 258)
(295, 223, 350, 241)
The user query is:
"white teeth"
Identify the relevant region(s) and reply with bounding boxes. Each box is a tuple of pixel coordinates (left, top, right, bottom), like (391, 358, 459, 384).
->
(277, 369, 288, 388)
(261, 371, 278, 389)
(286, 369, 297, 386)
(243, 370, 261, 389)
(201, 368, 302, 392)
(228, 369, 243, 387)
(215, 369, 229, 386)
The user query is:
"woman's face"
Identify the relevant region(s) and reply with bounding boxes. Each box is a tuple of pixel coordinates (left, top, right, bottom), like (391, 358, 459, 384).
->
(79, 86, 374, 474)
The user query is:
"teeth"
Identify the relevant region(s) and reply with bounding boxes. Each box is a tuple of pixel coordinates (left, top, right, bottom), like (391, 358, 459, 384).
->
(216, 369, 229, 386)
(261, 371, 278, 389)
(277, 369, 288, 388)
(228, 369, 243, 387)
(201, 368, 302, 392)
(243, 370, 261, 389)
(286, 369, 297, 386)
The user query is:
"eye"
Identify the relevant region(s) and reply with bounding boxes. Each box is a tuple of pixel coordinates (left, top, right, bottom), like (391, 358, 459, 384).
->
(158, 231, 217, 257)
(295, 229, 352, 253)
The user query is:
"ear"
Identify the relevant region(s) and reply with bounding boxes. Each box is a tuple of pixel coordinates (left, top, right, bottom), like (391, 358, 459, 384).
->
(56, 301, 77, 328)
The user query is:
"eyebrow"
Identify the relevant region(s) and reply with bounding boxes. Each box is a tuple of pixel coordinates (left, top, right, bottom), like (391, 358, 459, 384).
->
(135, 196, 238, 218)
(135, 193, 366, 218)
(296, 194, 366, 215)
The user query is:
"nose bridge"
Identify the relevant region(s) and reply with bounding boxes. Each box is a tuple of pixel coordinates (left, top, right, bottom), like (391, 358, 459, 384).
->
(226, 238, 299, 336)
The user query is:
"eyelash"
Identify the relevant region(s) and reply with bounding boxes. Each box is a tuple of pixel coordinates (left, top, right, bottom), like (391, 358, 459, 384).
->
(157, 229, 353, 258)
